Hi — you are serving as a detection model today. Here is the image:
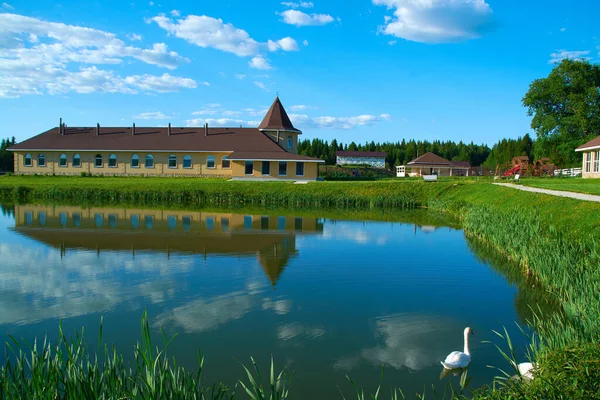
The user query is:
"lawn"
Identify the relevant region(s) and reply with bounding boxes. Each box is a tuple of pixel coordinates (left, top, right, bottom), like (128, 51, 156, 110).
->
(519, 177, 600, 196)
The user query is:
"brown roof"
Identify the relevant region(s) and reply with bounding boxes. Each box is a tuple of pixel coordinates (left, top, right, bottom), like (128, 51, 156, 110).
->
(576, 135, 600, 151)
(408, 152, 451, 165)
(228, 151, 323, 162)
(336, 151, 387, 157)
(451, 160, 471, 168)
(8, 125, 299, 155)
(258, 97, 300, 133)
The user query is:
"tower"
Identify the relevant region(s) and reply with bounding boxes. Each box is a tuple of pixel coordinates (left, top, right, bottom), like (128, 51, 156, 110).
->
(258, 97, 302, 154)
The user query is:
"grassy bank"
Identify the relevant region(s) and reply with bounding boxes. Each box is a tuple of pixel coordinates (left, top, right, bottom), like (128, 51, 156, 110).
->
(1, 175, 599, 398)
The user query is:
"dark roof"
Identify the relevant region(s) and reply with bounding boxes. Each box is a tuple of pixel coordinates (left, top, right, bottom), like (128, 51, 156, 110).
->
(336, 151, 387, 157)
(258, 97, 300, 133)
(228, 151, 323, 162)
(451, 161, 471, 168)
(408, 152, 451, 165)
(576, 135, 600, 151)
(9, 126, 290, 153)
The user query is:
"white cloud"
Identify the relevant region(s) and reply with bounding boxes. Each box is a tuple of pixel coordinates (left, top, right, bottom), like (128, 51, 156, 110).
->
(127, 33, 143, 41)
(170, 9, 180, 17)
(560, 27, 567, 32)
(235, 74, 246, 79)
(222, 110, 242, 117)
(249, 56, 272, 70)
(290, 104, 316, 111)
(0, 13, 195, 97)
(548, 49, 590, 64)
(373, 0, 494, 43)
(244, 107, 269, 116)
(185, 117, 258, 127)
(267, 36, 299, 52)
(281, 1, 314, 8)
(280, 9, 335, 26)
(289, 113, 390, 129)
(254, 81, 269, 91)
(388, 40, 397, 45)
(303, 40, 309, 46)
(2, 2, 14, 9)
(191, 103, 222, 115)
(133, 111, 171, 119)
(277, 322, 325, 341)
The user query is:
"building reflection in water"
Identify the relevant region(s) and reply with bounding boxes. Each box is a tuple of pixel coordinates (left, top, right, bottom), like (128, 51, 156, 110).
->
(13, 205, 324, 287)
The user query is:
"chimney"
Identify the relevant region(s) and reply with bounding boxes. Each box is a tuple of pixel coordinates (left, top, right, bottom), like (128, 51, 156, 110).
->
(204, 122, 208, 136)
(96, 123, 100, 135)
(132, 122, 135, 135)
(60, 118, 63, 135)
(168, 122, 171, 136)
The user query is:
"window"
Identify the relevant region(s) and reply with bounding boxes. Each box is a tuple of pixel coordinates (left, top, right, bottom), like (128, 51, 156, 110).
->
(24, 153, 32, 167)
(182, 216, 191, 232)
(59, 212, 67, 227)
(260, 216, 269, 230)
(25, 212, 33, 225)
(207, 155, 215, 169)
(131, 154, 139, 168)
(168, 155, 177, 168)
(296, 162, 304, 176)
(73, 154, 81, 167)
(94, 154, 103, 168)
(221, 217, 230, 232)
(261, 161, 270, 175)
(73, 213, 81, 227)
(183, 155, 192, 169)
(94, 213, 103, 228)
(221, 155, 230, 169)
(585, 152, 591, 173)
(144, 215, 153, 229)
(243, 215, 253, 229)
(278, 161, 287, 176)
(277, 216, 286, 230)
(38, 212, 46, 226)
(108, 214, 117, 228)
(287, 136, 293, 149)
(594, 151, 600, 173)
(206, 217, 215, 231)
(59, 153, 67, 167)
(131, 214, 140, 229)
(38, 153, 46, 167)
(168, 215, 177, 230)
(245, 161, 254, 175)
(145, 154, 154, 168)
(108, 154, 117, 168)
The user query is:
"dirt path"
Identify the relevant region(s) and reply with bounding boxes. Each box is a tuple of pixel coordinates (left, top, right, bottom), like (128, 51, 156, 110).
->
(493, 183, 600, 203)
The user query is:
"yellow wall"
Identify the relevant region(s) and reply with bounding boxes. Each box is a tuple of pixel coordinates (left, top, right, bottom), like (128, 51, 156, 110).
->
(14, 151, 233, 176)
(231, 160, 318, 180)
(582, 151, 600, 179)
(263, 131, 299, 154)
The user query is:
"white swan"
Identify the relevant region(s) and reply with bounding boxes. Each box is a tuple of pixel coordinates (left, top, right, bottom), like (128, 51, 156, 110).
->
(441, 327, 474, 369)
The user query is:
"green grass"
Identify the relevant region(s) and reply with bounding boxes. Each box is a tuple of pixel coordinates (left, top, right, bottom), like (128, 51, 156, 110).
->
(519, 177, 600, 196)
(1, 175, 600, 398)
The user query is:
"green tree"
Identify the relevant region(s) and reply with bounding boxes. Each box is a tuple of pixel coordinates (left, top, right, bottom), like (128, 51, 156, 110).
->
(0, 137, 16, 173)
(523, 59, 600, 166)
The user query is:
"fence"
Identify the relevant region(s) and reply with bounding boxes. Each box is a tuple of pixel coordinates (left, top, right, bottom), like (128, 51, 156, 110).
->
(553, 168, 582, 177)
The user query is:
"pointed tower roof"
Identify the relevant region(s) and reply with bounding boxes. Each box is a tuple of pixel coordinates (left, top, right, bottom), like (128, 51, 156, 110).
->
(258, 97, 301, 133)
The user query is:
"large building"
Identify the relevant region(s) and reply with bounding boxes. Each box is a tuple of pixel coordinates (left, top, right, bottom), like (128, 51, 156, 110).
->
(9, 97, 324, 181)
(575, 135, 600, 178)
(335, 151, 387, 168)
(403, 152, 471, 177)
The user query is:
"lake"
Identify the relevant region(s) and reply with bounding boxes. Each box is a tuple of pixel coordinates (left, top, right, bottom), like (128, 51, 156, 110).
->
(0, 203, 548, 398)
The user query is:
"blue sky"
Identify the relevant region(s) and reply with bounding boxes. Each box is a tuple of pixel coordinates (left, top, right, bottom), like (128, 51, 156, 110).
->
(0, 0, 598, 145)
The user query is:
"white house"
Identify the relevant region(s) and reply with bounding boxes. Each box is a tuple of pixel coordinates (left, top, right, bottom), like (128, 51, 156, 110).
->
(336, 151, 387, 168)
(575, 135, 600, 178)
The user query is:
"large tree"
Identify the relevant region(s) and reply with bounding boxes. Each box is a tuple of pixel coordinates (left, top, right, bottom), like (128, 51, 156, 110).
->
(523, 59, 600, 166)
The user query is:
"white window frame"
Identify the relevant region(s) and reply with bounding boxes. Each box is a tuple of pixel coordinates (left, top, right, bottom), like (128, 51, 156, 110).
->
(295, 162, 304, 176)
(145, 154, 154, 168)
(38, 153, 46, 167)
(245, 161, 254, 175)
(278, 161, 287, 176)
(206, 155, 216, 169)
(94, 154, 103, 168)
(221, 155, 230, 169)
(24, 153, 32, 167)
(131, 154, 139, 168)
(287, 136, 293, 149)
(73, 154, 81, 168)
(108, 154, 117, 168)
(262, 161, 271, 175)
(59, 153, 67, 167)
(183, 155, 192, 169)
(168, 154, 177, 169)
(585, 152, 591, 173)
(594, 151, 600, 173)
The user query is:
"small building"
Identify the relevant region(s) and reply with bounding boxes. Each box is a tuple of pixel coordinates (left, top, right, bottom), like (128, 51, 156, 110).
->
(8, 97, 324, 181)
(336, 151, 387, 168)
(575, 135, 600, 178)
(404, 152, 471, 177)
